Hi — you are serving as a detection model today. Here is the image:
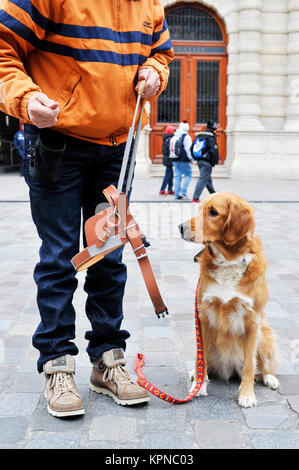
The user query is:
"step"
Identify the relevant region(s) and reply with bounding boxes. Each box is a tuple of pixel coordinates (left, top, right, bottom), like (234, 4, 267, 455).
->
(148, 163, 231, 178)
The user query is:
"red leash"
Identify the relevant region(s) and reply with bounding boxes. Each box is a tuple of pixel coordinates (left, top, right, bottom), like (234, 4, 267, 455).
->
(134, 281, 205, 403)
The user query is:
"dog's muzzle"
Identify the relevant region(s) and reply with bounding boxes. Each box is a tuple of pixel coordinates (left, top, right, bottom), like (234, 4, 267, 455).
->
(178, 223, 193, 241)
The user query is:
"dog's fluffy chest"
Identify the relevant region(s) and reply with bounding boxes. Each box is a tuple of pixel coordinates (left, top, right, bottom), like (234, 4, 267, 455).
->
(201, 250, 254, 335)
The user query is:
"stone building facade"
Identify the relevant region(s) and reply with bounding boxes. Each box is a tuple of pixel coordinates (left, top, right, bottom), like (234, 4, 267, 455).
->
(140, 0, 299, 179)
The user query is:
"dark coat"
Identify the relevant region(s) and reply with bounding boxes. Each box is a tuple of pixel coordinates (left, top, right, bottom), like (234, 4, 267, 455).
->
(162, 133, 173, 167)
(190, 130, 219, 167)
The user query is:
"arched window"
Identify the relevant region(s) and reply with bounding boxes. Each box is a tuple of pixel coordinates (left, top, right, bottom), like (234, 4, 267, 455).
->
(166, 6, 223, 42)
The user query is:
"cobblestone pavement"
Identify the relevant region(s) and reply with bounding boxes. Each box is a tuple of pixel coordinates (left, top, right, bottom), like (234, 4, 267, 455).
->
(0, 171, 298, 450)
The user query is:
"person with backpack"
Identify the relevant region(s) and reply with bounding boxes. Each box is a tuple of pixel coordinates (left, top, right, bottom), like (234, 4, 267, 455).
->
(169, 121, 193, 200)
(191, 120, 219, 203)
(159, 125, 176, 195)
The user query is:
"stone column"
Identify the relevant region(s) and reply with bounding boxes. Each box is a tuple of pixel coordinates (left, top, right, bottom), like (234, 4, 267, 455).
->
(234, 0, 264, 130)
(259, 0, 288, 131)
(223, 1, 239, 131)
(284, 0, 299, 130)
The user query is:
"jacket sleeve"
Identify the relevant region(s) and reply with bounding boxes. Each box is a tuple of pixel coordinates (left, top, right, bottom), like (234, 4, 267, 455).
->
(190, 139, 195, 158)
(184, 134, 193, 160)
(0, 0, 51, 122)
(139, 0, 173, 96)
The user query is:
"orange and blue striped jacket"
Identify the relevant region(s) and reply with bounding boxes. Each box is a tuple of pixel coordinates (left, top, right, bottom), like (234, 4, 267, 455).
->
(0, 0, 173, 145)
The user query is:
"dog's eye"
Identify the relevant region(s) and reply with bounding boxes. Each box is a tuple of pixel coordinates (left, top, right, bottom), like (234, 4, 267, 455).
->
(209, 208, 219, 217)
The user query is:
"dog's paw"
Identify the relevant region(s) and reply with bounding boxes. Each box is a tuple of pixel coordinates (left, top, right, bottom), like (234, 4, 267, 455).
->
(238, 395, 257, 408)
(263, 374, 279, 390)
(189, 369, 209, 382)
(189, 376, 209, 396)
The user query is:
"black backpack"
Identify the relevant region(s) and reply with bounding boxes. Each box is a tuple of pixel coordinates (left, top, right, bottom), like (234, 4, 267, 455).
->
(169, 134, 186, 159)
(162, 134, 172, 157)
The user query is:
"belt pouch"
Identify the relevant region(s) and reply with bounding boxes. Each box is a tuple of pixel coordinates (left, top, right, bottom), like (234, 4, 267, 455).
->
(29, 128, 66, 185)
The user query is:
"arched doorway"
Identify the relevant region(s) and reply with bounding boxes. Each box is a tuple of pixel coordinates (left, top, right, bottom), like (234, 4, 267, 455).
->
(150, 3, 228, 164)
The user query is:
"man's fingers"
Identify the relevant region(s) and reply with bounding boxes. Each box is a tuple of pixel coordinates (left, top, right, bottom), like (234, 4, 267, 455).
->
(28, 92, 60, 127)
(35, 92, 59, 110)
(31, 105, 59, 119)
(135, 68, 160, 98)
(138, 69, 151, 81)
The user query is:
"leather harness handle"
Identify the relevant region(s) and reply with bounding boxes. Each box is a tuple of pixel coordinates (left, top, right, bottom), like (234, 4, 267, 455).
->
(71, 185, 168, 318)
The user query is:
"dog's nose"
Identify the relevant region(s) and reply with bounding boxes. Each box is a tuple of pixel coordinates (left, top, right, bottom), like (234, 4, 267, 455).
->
(178, 223, 191, 240)
(179, 223, 194, 241)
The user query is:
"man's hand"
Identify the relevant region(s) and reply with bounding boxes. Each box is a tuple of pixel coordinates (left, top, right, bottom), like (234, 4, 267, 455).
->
(27, 93, 59, 128)
(135, 68, 160, 98)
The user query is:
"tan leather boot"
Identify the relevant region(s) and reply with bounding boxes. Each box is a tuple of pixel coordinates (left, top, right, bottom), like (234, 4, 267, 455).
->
(90, 348, 149, 406)
(44, 355, 85, 417)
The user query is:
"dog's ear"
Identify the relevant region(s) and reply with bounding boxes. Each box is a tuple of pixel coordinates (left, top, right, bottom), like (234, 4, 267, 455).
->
(222, 201, 255, 246)
(193, 248, 205, 263)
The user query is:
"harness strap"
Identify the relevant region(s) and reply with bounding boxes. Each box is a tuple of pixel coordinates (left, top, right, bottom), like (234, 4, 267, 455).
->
(126, 227, 168, 318)
(134, 280, 204, 403)
(71, 185, 168, 317)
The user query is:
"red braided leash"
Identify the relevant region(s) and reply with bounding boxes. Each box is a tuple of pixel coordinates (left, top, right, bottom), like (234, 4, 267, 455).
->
(134, 281, 205, 403)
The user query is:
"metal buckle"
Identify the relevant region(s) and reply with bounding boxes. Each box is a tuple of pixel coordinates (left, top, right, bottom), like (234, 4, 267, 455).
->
(97, 236, 107, 243)
(107, 206, 121, 228)
(134, 244, 147, 260)
(136, 252, 148, 260)
(133, 244, 145, 253)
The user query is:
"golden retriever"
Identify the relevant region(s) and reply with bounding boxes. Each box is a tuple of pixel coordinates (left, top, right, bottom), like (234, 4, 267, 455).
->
(179, 192, 279, 408)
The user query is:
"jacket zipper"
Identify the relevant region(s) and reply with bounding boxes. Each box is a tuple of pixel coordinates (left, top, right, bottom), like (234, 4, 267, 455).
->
(109, 136, 118, 147)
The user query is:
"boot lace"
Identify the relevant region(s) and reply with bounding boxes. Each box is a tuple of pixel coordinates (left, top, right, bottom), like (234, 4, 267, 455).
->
(49, 372, 74, 395)
(103, 364, 134, 384)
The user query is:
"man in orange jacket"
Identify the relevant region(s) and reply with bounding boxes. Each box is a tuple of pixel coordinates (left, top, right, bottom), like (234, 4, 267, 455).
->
(0, 0, 173, 417)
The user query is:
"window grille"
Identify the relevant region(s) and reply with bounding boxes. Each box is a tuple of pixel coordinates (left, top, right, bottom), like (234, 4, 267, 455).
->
(157, 60, 181, 123)
(166, 7, 223, 42)
(196, 61, 219, 123)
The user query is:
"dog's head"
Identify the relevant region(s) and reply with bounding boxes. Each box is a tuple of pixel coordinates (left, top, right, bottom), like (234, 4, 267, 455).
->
(179, 192, 255, 249)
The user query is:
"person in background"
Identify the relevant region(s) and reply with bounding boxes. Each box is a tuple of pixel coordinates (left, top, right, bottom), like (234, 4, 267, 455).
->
(13, 124, 26, 175)
(13, 125, 25, 159)
(159, 125, 175, 196)
(191, 120, 219, 203)
(172, 121, 193, 201)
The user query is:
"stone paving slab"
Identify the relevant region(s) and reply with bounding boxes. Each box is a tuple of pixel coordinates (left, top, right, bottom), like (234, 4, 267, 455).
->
(0, 173, 298, 449)
(248, 431, 299, 450)
(242, 405, 293, 430)
(194, 421, 246, 449)
(25, 432, 81, 449)
(287, 396, 299, 415)
(278, 376, 299, 395)
(0, 417, 29, 445)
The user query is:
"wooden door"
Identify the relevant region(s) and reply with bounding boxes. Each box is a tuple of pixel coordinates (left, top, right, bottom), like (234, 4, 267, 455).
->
(150, 53, 227, 164)
(190, 55, 227, 163)
(149, 4, 227, 164)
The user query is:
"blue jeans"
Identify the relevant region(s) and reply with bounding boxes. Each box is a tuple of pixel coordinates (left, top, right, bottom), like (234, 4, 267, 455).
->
(160, 166, 173, 192)
(173, 161, 192, 198)
(193, 160, 216, 200)
(23, 126, 132, 372)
